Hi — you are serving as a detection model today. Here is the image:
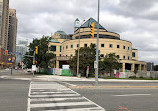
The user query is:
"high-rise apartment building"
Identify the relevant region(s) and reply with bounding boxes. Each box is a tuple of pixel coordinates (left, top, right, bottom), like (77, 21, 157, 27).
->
(1, 0, 9, 50)
(7, 8, 17, 53)
(0, 0, 18, 68)
(0, 0, 9, 68)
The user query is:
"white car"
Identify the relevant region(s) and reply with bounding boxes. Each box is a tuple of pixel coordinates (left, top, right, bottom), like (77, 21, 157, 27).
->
(5, 68, 10, 70)
(27, 68, 32, 72)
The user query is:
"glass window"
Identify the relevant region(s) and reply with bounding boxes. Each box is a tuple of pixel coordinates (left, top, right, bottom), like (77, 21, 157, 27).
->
(60, 46, 61, 52)
(132, 52, 135, 57)
(109, 44, 113, 48)
(71, 45, 73, 48)
(70, 54, 73, 56)
(117, 55, 120, 58)
(51, 45, 56, 51)
(123, 46, 125, 49)
(123, 56, 125, 59)
(84, 44, 87, 47)
(63, 46, 64, 50)
(66, 45, 68, 49)
(77, 44, 79, 47)
(100, 54, 104, 58)
(101, 44, 104, 47)
(128, 56, 129, 60)
(128, 47, 130, 50)
(117, 45, 120, 48)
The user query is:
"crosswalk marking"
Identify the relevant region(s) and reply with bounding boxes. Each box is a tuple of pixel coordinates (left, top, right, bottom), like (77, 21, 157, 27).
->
(27, 81, 105, 111)
(30, 97, 85, 102)
(30, 94, 80, 97)
(30, 102, 94, 108)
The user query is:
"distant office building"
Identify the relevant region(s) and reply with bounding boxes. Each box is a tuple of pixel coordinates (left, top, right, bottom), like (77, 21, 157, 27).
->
(7, 9, 17, 53)
(16, 39, 28, 64)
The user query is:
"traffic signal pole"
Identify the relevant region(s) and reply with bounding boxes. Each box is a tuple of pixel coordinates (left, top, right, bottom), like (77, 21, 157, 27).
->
(95, 0, 100, 86)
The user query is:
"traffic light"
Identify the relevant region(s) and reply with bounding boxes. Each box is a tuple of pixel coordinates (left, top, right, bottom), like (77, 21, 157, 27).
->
(35, 46, 38, 54)
(33, 61, 35, 64)
(5, 50, 8, 56)
(91, 22, 95, 38)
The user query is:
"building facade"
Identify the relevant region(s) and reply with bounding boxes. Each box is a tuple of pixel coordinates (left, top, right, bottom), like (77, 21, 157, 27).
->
(16, 39, 28, 65)
(49, 18, 146, 72)
(0, 0, 18, 68)
(0, 0, 9, 50)
(0, 0, 9, 68)
(7, 9, 17, 53)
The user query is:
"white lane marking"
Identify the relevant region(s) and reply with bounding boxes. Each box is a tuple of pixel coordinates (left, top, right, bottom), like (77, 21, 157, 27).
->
(27, 82, 31, 111)
(30, 94, 80, 97)
(60, 81, 77, 86)
(30, 102, 94, 108)
(70, 89, 105, 111)
(42, 107, 105, 111)
(113, 94, 151, 96)
(30, 97, 85, 102)
(29, 81, 105, 111)
(31, 91, 73, 94)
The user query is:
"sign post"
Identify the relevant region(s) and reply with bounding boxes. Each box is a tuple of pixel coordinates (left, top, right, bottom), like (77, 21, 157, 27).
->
(32, 65, 36, 77)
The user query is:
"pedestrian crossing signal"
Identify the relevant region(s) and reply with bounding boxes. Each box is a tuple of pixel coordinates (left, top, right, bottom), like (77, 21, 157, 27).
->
(91, 22, 95, 38)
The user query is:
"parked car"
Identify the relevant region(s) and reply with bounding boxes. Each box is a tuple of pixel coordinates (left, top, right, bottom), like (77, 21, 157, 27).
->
(27, 68, 32, 72)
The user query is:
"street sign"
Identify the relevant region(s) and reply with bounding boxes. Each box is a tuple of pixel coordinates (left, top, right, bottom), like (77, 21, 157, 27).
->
(8, 57, 12, 63)
(32, 65, 36, 71)
(9, 52, 22, 55)
(94, 61, 97, 69)
(62, 65, 70, 69)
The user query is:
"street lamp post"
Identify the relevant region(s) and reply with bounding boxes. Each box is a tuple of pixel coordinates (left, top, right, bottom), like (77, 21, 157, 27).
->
(77, 20, 85, 77)
(96, 0, 100, 85)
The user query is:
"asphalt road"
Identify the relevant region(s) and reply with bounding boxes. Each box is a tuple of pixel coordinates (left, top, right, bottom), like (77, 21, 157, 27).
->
(0, 78, 30, 111)
(71, 88, 158, 111)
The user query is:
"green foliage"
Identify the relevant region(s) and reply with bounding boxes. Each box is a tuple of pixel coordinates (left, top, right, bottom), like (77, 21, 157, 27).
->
(154, 65, 158, 71)
(68, 43, 97, 76)
(17, 63, 22, 69)
(100, 53, 122, 77)
(23, 36, 55, 68)
(134, 69, 138, 74)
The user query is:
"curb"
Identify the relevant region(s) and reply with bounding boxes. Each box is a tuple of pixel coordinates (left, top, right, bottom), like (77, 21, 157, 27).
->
(68, 85, 158, 89)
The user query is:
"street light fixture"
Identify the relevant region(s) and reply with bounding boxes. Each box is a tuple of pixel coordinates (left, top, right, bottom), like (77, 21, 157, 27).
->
(77, 19, 85, 77)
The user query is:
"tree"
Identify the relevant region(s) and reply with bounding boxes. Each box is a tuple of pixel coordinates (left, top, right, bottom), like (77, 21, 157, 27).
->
(100, 53, 122, 77)
(154, 65, 158, 71)
(69, 43, 97, 76)
(23, 36, 55, 68)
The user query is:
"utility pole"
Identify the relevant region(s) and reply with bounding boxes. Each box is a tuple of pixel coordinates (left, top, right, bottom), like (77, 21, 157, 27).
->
(96, 0, 100, 85)
(77, 20, 85, 77)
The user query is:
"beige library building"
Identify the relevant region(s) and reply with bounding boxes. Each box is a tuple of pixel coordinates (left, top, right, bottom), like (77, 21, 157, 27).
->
(49, 18, 146, 72)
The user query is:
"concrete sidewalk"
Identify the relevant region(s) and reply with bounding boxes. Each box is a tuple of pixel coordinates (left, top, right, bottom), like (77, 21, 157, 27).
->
(1, 71, 158, 83)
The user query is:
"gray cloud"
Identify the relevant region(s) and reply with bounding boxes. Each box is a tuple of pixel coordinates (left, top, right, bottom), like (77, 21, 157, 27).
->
(10, 0, 158, 64)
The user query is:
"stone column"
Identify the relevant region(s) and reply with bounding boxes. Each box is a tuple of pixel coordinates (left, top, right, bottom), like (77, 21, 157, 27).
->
(56, 60, 59, 68)
(122, 63, 125, 72)
(138, 64, 142, 71)
(131, 63, 135, 72)
(143, 65, 146, 71)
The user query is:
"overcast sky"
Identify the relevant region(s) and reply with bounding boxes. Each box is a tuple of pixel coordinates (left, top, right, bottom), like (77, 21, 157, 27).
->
(10, 0, 158, 64)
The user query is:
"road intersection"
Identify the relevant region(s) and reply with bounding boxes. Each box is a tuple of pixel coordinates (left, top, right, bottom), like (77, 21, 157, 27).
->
(1, 70, 158, 111)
